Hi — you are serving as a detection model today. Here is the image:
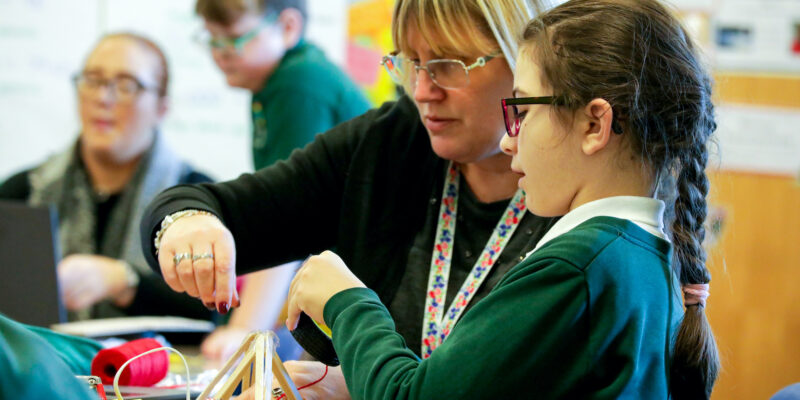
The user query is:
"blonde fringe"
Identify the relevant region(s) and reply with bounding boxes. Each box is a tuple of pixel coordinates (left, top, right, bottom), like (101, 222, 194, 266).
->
(392, 0, 548, 69)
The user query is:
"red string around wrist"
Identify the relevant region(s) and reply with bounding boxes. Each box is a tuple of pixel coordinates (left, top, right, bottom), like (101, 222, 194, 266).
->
(297, 364, 328, 390)
(274, 364, 328, 399)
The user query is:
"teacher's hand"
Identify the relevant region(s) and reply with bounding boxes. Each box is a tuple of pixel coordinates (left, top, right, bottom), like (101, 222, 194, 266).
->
(286, 251, 365, 331)
(157, 214, 238, 313)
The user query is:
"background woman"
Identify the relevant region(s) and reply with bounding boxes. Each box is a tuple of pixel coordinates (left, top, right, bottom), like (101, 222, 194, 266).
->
(0, 33, 214, 323)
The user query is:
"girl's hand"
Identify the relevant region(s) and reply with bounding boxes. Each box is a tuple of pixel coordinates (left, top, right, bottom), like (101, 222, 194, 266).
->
(286, 251, 365, 330)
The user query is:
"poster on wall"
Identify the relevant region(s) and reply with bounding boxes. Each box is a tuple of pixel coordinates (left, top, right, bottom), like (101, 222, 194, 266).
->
(346, 0, 398, 106)
(712, 0, 800, 72)
(713, 104, 800, 176)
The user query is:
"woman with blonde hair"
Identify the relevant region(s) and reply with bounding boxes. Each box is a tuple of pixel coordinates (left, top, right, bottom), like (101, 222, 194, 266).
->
(141, 0, 554, 398)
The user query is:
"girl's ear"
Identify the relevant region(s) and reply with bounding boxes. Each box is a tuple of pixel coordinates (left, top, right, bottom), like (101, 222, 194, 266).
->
(580, 98, 614, 156)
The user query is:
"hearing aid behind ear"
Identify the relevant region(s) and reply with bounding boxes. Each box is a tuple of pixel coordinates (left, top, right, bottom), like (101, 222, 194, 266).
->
(611, 118, 623, 134)
(290, 313, 340, 366)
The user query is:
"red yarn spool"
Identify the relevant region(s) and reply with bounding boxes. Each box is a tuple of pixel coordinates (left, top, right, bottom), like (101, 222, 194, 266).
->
(91, 338, 169, 386)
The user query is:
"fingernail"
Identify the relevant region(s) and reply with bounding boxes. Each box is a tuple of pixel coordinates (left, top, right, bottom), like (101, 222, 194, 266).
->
(218, 302, 229, 314)
(204, 302, 215, 310)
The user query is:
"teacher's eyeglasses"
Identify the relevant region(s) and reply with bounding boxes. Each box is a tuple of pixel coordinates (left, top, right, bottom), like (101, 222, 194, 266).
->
(381, 52, 495, 90)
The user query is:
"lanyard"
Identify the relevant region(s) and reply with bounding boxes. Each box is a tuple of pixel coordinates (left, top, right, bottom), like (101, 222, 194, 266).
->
(421, 162, 526, 358)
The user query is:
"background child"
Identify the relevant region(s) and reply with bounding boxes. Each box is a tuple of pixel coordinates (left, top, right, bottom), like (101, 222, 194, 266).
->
(285, 0, 720, 398)
(193, 0, 370, 362)
(195, 0, 370, 170)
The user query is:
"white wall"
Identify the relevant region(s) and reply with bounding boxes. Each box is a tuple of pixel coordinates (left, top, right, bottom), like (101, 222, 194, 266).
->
(0, 0, 346, 182)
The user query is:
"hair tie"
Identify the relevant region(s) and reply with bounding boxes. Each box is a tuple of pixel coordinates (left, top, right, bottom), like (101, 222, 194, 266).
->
(683, 283, 710, 308)
(91, 338, 169, 386)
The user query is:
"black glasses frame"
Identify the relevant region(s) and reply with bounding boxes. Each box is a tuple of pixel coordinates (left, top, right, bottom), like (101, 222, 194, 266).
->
(502, 96, 623, 137)
(501, 96, 566, 137)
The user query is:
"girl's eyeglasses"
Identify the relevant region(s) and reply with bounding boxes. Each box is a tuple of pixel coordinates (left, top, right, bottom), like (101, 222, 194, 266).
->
(501, 96, 566, 137)
(502, 96, 624, 137)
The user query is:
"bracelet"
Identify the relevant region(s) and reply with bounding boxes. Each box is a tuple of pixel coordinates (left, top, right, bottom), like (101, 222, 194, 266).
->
(119, 260, 140, 289)
(154, 209, 216, 255)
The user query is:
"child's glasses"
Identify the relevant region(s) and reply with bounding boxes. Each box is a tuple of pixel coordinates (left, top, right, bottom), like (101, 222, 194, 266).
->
(501, 96, 565, 137)
(193, 13, 278, 56)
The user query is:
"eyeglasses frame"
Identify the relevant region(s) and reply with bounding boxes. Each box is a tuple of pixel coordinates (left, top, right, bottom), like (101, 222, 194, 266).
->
(380, 52, 496, 90)
(502, 96, 624, 137)
(71, 73, 157, 102)
(501, 96, 566, 137)
(195, 12, 279, 55)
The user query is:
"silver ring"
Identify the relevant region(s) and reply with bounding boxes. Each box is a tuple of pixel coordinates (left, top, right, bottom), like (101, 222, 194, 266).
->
(192, 252, 214, 262)
(173, 252, 191, 266)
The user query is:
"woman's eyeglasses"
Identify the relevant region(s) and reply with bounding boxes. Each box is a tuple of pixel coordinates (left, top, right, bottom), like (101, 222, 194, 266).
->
(72, 73, 157, 102)
(381, 52, 495, 90)
(501, 96, 566, 137)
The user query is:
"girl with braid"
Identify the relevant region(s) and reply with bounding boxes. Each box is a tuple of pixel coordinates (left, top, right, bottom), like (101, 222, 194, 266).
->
(497, 0, 721, 396)
(285, 0, 720, 398)
(498, 0, 720, 396)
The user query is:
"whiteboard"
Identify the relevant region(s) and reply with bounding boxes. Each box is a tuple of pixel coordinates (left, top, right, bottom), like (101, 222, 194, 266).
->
(0, 0, 346, 182)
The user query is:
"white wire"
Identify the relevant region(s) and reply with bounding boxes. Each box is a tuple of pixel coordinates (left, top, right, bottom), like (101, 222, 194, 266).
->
(112, 346, 191, 400)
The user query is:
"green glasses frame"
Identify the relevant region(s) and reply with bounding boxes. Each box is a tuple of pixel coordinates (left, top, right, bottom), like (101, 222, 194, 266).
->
(195, 12, 278, 55)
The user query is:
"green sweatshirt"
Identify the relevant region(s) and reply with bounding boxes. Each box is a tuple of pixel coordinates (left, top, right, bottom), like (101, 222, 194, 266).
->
(251, 40, 370, 170)
(0, 313, 102, 399)
(324, 216, 683, 399)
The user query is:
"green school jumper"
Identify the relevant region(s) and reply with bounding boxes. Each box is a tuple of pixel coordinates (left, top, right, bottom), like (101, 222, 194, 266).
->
(0, 313, 101, 399)
(251, 40, 371, 170)
(324, 216, 683, 399)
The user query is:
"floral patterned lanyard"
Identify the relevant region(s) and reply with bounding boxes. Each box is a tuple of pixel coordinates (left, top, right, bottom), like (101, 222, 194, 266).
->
(421, 162, 527, 358)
